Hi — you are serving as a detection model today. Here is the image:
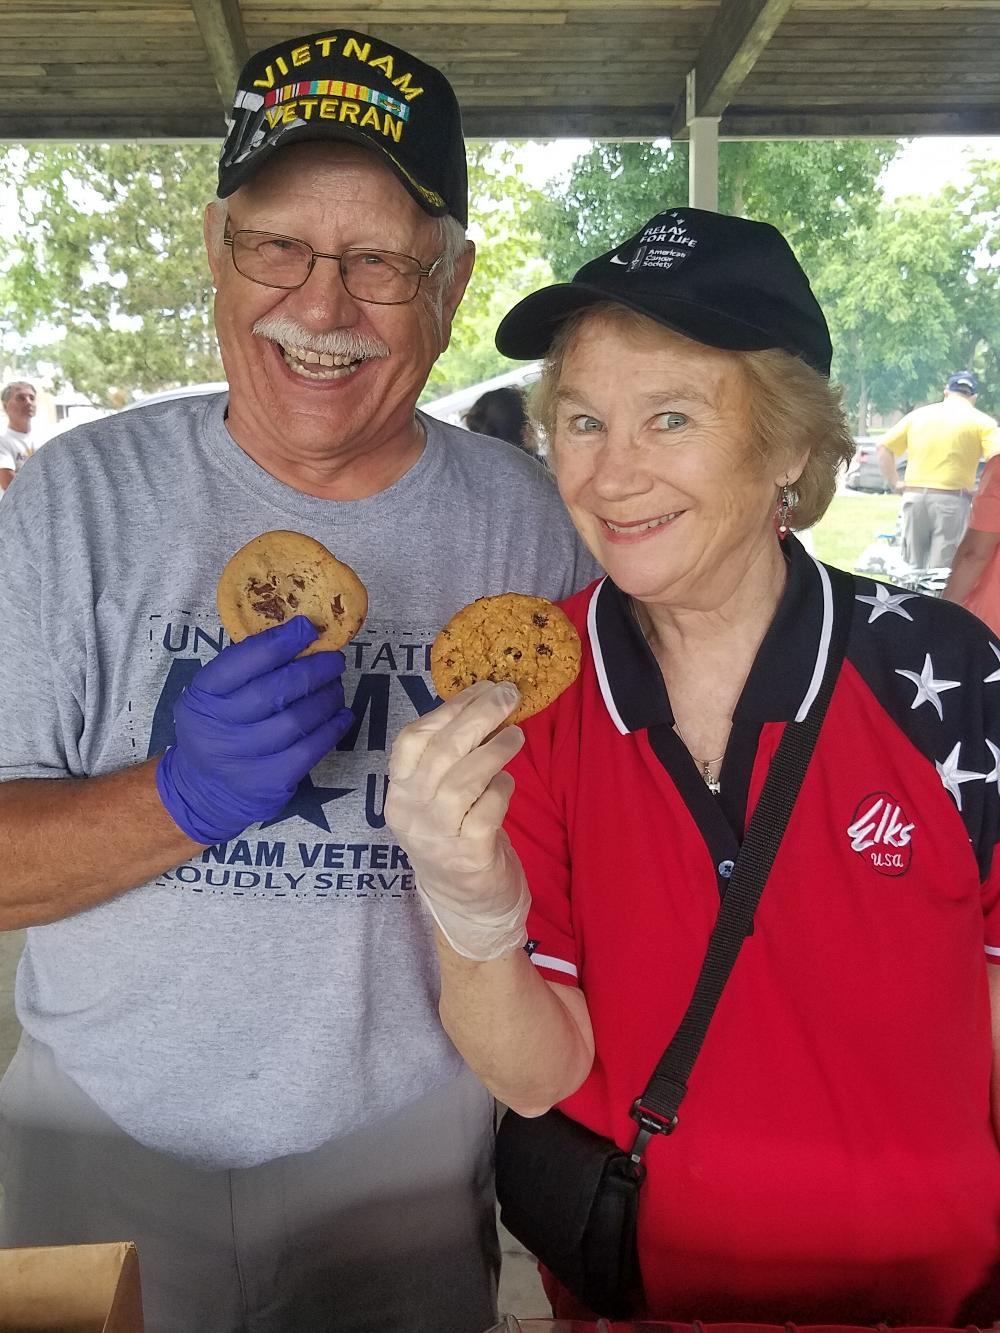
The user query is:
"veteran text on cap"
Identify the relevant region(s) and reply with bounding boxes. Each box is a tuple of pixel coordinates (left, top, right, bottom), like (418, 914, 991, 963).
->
(219, 30, 468, 226)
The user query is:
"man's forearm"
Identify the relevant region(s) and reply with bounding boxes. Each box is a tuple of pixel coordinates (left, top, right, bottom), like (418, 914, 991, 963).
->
(436, 934, 594, 1116)
(0, 759, 203, 929)
(877, 445, 901, 491)
(943, 546, 991, 605)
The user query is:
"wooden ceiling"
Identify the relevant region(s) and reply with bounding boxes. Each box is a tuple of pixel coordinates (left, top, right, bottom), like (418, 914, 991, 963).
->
(2, 0, 999, 144)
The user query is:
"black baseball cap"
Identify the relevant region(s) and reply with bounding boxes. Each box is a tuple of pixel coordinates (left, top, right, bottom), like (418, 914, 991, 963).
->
(947, 370, 980, 396)
(218, 29, 468, 226)
(496, 207, 833, 376)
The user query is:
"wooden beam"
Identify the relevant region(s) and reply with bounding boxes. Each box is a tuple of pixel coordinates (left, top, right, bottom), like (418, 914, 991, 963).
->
(671, 0, 793, 138)
(187, 0, 249, 106)
(720, 107, 1000, 137)
(4, 99, 999, 143)
(0, 106, 670, 141)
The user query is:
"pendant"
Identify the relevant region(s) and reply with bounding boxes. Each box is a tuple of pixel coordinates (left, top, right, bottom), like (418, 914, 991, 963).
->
(702, 763, 721, 796)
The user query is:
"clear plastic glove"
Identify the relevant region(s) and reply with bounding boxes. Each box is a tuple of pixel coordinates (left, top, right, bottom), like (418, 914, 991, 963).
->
(386, 680, 530, 962)
(156, 615, 354, 845)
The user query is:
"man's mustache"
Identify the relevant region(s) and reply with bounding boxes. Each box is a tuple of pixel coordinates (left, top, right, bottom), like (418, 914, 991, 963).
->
(252, 315, 390, 360)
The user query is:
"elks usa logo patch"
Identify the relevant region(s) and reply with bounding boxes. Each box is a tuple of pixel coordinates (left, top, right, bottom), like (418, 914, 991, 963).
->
(847, 791, 914, 876)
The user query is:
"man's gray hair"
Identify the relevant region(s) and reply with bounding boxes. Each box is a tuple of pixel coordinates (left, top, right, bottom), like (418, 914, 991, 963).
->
(1, 381, 33, 406)
(431, 214, 468, 291)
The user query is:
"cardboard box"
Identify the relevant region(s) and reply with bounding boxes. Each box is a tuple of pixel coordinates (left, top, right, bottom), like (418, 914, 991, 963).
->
(0, 1241, 143, 1332)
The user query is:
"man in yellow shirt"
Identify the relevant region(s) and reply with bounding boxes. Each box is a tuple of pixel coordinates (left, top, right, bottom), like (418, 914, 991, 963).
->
(878, 371, 1000, 568)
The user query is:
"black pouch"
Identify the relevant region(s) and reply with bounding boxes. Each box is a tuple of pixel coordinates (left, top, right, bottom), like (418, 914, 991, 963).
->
(495, 1106, 643, 1318)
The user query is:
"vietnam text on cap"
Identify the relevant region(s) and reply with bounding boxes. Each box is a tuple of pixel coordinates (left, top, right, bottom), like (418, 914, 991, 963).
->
(218, 30, 468, 226)
(496, 207, 833, 377)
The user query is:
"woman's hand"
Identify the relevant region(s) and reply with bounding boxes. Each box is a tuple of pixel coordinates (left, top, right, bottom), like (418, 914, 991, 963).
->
(386, 680, 531, 961)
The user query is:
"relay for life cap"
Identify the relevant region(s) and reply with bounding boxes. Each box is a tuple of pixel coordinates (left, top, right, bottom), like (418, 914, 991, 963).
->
(218, 29, 468, 225)
(496, 207, 833, 376)
(947, 370, 980, 396)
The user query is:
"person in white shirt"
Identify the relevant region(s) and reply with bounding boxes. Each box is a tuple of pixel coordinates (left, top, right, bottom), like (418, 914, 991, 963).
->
(0, 381, 37, 491)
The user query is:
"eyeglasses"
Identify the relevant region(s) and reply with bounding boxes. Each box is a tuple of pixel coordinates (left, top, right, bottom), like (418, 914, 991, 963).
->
(223, 227, 444, 305)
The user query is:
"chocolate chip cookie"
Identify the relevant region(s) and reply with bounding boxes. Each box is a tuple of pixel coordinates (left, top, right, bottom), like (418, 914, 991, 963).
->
(217, 531, 367, 655)
(431, 593, 581, 724)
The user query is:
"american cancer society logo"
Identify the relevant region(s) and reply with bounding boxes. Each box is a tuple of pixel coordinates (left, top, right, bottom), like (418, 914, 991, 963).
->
(629, 212, 698, 273)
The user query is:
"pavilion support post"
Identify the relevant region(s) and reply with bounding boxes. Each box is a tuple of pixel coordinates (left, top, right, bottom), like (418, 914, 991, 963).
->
(686, 71, 720, 211)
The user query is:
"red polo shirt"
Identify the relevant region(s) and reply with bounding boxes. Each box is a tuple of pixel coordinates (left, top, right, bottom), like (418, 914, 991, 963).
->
(506, 536, 1000, 1324)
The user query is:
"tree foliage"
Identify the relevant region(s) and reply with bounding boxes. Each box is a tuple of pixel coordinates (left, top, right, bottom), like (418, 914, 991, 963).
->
(422, 142, 552, 399)
(530, 139, 999, 426)
(814, 161, 1000, 427)
(0, 144, 222, 404)
(530, 139, 896, 282)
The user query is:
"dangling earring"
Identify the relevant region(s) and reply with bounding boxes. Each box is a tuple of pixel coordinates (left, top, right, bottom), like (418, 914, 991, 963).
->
(776, 483, 794, 539)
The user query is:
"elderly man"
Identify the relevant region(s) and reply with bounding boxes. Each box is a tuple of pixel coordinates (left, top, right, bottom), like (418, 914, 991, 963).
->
(0, 380, 37, 491)
(0, 30, 597, 1333)
(878, 370, 1000, 569)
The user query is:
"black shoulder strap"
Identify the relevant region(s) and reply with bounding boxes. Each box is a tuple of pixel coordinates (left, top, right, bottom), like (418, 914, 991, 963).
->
(627, 563, 856, 1167)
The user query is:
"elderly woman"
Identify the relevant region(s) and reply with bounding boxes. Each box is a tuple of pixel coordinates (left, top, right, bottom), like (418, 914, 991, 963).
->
(386, 208, 1000, 1324)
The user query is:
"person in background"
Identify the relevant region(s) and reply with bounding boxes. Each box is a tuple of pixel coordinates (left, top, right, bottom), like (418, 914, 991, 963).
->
(0, 28, 598, 1333)
(943, 450, 1000, 635)
(465, 384, 537, 454)
(877, 370, 1000, 569)
(387, 208, 1000, 1325)
(0, 380, 37, 492)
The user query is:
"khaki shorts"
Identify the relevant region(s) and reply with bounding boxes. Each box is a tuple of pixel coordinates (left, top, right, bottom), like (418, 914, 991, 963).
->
(0, 1034, 498, 1333)
(900, 490, 971, 569)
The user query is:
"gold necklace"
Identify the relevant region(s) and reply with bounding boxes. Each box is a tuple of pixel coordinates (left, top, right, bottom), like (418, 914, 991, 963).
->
(629, 598, 724, 795)
(672, 722, 724, 796)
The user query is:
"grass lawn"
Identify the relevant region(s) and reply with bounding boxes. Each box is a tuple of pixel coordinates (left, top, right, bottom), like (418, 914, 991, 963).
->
(809, 492, 901, 573)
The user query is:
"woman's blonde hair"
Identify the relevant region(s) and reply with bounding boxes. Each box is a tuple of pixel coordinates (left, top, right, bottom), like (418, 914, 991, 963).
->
(530, 302, 854, 529)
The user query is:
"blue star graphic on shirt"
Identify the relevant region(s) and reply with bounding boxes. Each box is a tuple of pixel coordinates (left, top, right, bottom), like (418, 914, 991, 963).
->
(257, 774, 354, 832)
(985, 643, 1000, 684)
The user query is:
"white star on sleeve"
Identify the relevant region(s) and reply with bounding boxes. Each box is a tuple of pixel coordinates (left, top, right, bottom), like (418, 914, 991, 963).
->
(936, 742, 985, 810)
(895, 653, 961, 720)
(984, 739, 1000, 795)
(856, 583, 918, 623)
(985, 643, 1000, 684)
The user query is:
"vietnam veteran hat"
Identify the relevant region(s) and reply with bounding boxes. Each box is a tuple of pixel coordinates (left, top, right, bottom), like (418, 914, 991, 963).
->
(218, 29, 468, 226)
(496, 207, 833, 376)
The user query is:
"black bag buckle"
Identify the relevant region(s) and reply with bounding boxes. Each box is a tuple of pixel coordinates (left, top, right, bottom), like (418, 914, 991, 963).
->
(627, 1099, 677, 1170)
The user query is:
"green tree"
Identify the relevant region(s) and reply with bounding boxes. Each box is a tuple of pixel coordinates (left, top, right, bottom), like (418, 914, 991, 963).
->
(955, 155, 1000, 398)
(0, 144, 222, 404)
(531, 139, 896, 282)
(816, 157, 1000, 428)
(422, 142, 552, 400)
(530, 139, 999, 429)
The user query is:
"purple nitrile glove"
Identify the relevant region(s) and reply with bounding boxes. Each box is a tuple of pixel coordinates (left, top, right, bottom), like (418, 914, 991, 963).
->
(156, 615, 354, 845)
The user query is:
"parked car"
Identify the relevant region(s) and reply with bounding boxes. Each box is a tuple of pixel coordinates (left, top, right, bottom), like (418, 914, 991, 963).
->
(845, 437, 904, 493)
(117, 382, 229, 413)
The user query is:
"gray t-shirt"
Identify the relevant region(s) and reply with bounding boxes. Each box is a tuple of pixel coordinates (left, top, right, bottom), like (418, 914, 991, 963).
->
(0, 393, 599, 1167)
